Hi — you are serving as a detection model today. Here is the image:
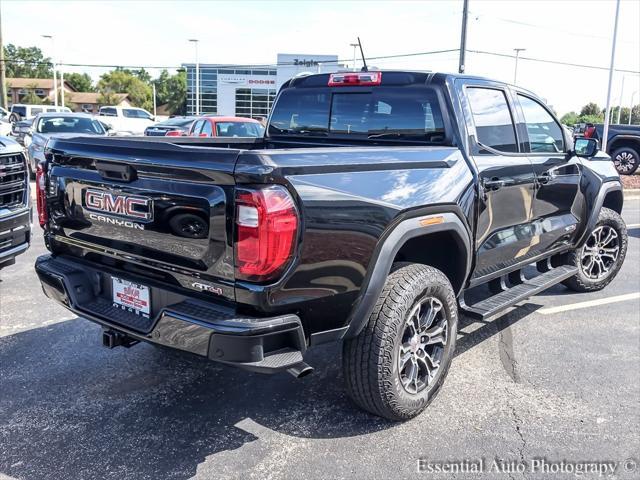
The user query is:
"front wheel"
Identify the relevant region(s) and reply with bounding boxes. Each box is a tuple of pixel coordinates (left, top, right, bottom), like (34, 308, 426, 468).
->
(343, 264, 458, 421)
(611, 146, 639, 175)
(563, 207, 627, 292)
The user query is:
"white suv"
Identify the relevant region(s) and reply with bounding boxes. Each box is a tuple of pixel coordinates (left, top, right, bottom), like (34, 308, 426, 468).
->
(9, 104, 72, 123)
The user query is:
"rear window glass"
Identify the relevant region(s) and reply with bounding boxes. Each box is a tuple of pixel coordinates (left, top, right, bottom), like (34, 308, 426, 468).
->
(36, 116, 106, 134)
(269, 87, 446, 142)
(216, 122, 264, 137)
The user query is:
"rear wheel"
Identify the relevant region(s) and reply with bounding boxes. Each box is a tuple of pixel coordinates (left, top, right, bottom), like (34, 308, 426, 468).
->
(343, 263, 458, 421)
(611, 146, 639, 175)
(563, 207, 627, 292)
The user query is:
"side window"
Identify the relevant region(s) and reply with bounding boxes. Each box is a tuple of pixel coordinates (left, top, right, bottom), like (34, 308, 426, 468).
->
(100, 107, 117, 117)
(518, 95, 564, 153)
(201, 120, 213, 137)
(190, 120, 203, 135)
(466, 87, 518, 153)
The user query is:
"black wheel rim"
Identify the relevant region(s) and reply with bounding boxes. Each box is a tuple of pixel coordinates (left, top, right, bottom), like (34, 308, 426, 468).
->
(398, 297, 448, 395)
(580, 225, 620, 280)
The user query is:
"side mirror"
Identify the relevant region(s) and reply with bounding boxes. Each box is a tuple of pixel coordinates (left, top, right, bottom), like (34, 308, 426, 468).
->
(574, 137, 599, 158)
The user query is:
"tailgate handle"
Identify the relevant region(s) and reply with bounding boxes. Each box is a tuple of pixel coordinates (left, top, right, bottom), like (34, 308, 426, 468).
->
(95, 161, 137, 182)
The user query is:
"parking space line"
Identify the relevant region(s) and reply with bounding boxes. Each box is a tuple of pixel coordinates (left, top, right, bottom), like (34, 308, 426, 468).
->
(538, 292, 640, 315)
(626, 223, 640, 228)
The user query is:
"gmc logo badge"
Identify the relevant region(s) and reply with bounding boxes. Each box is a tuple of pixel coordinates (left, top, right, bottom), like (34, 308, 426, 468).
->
(85, 189, 153, 221)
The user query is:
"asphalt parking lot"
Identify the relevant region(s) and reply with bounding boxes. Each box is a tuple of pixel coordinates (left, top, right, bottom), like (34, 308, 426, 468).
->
(1, 189, 638, 480)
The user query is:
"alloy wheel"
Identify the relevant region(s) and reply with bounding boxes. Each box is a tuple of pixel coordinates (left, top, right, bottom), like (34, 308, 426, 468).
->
(398, 297, 448, 394)
(614, 151, 637, 174)
(580, 225, 620, 280)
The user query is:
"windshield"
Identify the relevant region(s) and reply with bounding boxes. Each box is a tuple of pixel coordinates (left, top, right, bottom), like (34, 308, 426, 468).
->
(36, 116, 106, 135)
(269, 87, 446, 142)
(215, 122, 264, 137)
(123, 109, 152, 119)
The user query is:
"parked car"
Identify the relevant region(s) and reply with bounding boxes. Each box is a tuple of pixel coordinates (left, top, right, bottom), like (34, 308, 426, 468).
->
(8, 104, 72, 123)
(582, 123, 639, 175)
(35, 71, 626, 421)
(9, 118, 35, 147)
(188, 116, 265, 137)
(98, 106, 156, 135)
(144, 116, 197, 136)
(27, 112, 107, 176)
(0, 136, 30, 269)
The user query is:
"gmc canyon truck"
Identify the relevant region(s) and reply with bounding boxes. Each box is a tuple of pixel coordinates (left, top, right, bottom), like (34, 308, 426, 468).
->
(0, 137, 30, 269)
(35, 71, 627, 421)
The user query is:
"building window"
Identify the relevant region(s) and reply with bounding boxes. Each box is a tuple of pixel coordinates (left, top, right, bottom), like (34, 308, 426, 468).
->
(235, 88, 277, 119)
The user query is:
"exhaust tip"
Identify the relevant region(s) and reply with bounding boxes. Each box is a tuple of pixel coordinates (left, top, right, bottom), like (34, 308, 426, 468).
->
(287, 362, 314, 378)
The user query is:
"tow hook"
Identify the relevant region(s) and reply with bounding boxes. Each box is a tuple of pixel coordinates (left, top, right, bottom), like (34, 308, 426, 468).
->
(102, 329, 139, 349)
(287, 361, 314, 378)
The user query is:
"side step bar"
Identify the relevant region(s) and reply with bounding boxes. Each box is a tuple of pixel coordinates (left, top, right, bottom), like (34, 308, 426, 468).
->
(460, 265, 578, 320)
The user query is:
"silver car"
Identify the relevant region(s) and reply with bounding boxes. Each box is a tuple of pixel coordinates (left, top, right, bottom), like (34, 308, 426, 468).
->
(27, 112, 107, 176)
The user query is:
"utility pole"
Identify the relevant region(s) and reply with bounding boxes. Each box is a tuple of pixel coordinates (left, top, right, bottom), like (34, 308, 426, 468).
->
(513, 48, 526, 85)
(188, 39, 199, 115)
(42, 35, 57, 107)
(458, 0, 469, 74)
(602, 0, 621, 152)
(616, 75, 625, 124)
(152, 82, 156, 117)
(630, 91, 638, 125)
(0, 4, 7, 111)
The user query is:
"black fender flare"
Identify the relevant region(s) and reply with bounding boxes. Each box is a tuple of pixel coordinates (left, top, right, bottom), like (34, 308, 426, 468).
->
(575, 180, 623, 247)
(342, 209, 472, 339)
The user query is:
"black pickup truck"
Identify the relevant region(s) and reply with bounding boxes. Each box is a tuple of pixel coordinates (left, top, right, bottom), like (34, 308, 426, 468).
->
(582, 123, 640, 175)
(0, 136, 30, 269)
(35, 71, 627, 421)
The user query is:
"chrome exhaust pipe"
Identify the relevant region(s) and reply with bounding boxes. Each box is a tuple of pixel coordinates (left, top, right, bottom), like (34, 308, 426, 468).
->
(287, 362, 314, 378)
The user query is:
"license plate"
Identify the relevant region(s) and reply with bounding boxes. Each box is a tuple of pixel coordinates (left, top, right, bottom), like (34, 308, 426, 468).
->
(112, 277, 150, 318)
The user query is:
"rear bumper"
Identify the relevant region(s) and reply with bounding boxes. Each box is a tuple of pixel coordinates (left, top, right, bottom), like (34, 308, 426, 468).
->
(0, 208, 31, 267)
(35, 254, 307, 373)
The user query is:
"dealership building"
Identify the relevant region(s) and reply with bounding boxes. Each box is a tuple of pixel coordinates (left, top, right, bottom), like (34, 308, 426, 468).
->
(183, 53, 343, 118)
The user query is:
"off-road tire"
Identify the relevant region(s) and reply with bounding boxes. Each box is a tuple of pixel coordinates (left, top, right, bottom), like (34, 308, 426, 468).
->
(611, 146, 639, 175)
(343, 263, 458, 421)
(563, 207, 627, 292)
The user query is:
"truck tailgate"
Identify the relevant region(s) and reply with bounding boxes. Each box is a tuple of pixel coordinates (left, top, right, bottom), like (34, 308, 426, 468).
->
(45, 137, 240, 291)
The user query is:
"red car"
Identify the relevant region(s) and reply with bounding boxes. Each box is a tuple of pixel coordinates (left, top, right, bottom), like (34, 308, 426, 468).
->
(188, 116, 265, 138)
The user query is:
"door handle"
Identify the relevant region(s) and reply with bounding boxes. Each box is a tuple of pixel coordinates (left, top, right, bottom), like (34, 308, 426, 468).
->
(538, 171, 557, 185)
(483, 178, 505, 191)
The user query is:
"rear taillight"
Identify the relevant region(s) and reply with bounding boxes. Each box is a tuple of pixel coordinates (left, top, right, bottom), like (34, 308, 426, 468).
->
(35, 163, 48, 228)
(328, 71, 382, 86)
(165, 130, 182, 137)
(235, 186, 298, 281)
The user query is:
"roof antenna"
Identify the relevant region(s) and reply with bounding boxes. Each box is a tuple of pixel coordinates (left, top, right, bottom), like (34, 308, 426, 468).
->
(357, 37, 368, 72)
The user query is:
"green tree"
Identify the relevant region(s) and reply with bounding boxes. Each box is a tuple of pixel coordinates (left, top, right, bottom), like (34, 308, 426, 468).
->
(560, 111, 578, 126)
(96, 90, 121, 107)
(577, 114, 603, 125)
(64, 72, 94, 92)
(3, 44, 53, 78)
(153, 69, 186, 115)
(19, 83, 43, 104)
(97, 70, 152, 110)
(580, 102, 600, 117)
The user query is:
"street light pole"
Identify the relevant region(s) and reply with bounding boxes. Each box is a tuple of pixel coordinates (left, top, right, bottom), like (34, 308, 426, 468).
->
(630, 91, 638, 125)
(350, 42, 358, 71)
(188, 39, 199, 115)
(513, 48, 526, 85)
(602, 0, 621, 152)
(42, 34, 57, 107)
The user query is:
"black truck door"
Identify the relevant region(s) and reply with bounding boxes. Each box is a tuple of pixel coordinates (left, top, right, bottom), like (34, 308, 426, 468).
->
(513, 92, 583, 253)
(462, 84, 538, 281)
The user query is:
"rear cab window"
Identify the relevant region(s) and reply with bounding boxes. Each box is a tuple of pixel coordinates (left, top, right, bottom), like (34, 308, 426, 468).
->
(268, 73, 447, 144)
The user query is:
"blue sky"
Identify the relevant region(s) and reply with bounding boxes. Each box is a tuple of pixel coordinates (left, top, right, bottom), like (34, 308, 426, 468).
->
(3, 0, 639, 115)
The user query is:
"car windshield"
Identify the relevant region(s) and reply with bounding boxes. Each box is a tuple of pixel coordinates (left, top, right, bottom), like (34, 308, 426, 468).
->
(216, 121, 264, 137)
(36, 116, 106, 135)
(123, 109, 152, 119)
(269, 87, 446, 143)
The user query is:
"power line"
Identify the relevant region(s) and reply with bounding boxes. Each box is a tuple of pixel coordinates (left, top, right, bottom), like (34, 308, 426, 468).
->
(1, 48, 638, 75)
(468, 49, 640, 75)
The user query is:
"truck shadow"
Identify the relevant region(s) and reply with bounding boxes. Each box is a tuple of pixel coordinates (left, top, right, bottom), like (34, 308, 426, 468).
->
(0, 307, 534, 480)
